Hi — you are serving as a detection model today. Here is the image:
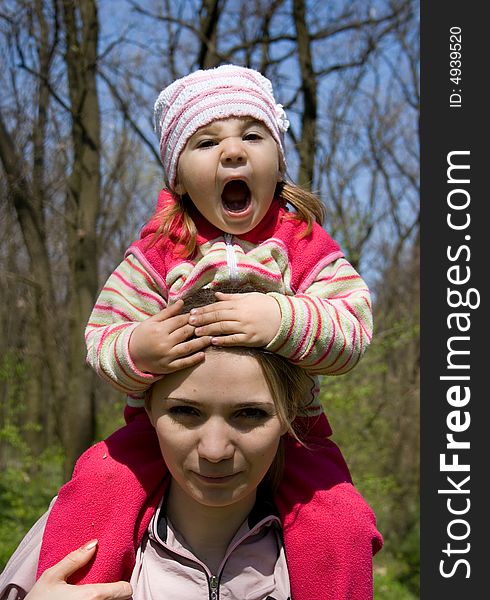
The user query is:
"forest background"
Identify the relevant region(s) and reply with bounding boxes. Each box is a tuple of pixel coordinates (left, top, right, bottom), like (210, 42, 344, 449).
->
(0, 0, 419, 597)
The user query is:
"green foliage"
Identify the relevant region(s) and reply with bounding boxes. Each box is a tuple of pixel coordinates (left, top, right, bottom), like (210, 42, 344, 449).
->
(374, 556, 419, 600)
(0, 350, 64, 570)
(0, 448, 64, 570)
(321, 304, 420, 597)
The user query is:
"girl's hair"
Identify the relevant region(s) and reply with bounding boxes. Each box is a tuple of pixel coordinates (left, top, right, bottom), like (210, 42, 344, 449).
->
(154, 180, 327, 258)
(147, 285, 311, 495)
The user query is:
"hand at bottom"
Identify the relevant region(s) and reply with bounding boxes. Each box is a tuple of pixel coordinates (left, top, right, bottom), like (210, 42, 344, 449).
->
(26, 540, 132, 600)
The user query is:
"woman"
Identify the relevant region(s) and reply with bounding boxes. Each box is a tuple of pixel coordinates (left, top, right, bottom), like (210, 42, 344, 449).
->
(1, 341, 311, 599)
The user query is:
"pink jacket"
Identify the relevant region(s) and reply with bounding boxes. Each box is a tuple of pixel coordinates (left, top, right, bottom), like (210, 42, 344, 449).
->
(0, 498, 290, 600)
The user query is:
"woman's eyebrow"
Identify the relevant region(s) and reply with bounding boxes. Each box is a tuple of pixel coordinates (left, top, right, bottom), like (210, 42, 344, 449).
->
(163, 397, 275, 408)
(164, 397, 201, 405)
(234, 401, 276, 408)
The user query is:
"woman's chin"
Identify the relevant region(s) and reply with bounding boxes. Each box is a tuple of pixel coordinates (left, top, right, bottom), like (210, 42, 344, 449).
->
(186, 478, 254, 509)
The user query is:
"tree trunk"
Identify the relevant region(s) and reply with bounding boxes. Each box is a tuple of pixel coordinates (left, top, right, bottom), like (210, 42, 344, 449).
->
(198, 0, 221, 68)
(0, 115, 65, 426)
(61, 0, 100, 477)
(292, 0, 317, 189)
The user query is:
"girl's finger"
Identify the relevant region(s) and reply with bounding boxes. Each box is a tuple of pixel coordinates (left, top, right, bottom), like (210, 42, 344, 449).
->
(149, 299, 184, 321)
(214, 291, 236, 300)
(210, 334, 249, 346)
(163, 313, 194, 334)
(166, 351, 207, 372)
(189, 308, 236, 327)
(168, 323, 199, 344)
(194, 321, 240, 337)
(171, 335, 213, 358)
(189, 299, 235, 317)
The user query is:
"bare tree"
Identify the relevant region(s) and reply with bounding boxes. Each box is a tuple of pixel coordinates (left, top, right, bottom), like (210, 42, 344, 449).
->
(0, 0, 101, 476)
(61, 0, 101, 473)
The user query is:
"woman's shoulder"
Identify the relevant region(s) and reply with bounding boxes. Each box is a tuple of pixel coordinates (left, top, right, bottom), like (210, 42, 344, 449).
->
(0, 499, 56, 598)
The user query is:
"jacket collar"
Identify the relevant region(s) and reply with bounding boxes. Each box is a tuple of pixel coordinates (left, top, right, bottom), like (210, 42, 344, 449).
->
(190, 197, 285, 246)
(154, 494, 279, 544)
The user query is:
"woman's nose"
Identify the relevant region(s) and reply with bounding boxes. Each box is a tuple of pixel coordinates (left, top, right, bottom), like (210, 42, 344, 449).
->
(220, 137, 246, 164)
(197, 419, 234, 462)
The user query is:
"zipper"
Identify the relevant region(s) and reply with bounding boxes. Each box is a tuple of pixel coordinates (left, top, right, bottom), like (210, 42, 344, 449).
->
(206, 515, 281, 600)
(224, 233, 238, 279)
(151, 508, 279, 599)
(209, 574, 219, 600)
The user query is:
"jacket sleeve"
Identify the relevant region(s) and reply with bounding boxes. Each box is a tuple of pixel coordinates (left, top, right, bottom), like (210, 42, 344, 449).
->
(85, 254, 168, 403)
(265, 257, 373, 375)
(0, 501, 55, 599)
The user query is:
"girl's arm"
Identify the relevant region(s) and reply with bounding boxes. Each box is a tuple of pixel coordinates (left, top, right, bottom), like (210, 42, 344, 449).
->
(188, 256, 372, 377)
(87, 255, 210, 403)
(85, 255, 167, 400)
(266, 257, 373, 374)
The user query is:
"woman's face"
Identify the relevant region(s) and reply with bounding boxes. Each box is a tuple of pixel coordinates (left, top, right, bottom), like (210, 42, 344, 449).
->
(148, 351, 287, 511)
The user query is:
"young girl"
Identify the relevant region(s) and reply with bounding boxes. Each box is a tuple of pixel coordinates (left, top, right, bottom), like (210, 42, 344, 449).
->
(37, 65, 382, 599)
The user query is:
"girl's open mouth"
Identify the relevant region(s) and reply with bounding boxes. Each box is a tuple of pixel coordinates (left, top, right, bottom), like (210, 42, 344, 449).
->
(221, 180, 251, 213)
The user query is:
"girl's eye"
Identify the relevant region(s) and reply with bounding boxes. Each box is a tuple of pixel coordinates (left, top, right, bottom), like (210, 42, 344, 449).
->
(243, 132, 262, 141)
(196, 139, 216, 148)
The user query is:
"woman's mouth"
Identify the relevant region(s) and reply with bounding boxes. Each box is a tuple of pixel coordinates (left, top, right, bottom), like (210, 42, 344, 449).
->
(193, 472, 238, 484)
(221, 180, 251, 214)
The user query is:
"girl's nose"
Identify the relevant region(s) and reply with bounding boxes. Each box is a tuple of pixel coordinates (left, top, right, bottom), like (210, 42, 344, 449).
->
(220, 137, 246, 164)
(197, 419, 235, 463)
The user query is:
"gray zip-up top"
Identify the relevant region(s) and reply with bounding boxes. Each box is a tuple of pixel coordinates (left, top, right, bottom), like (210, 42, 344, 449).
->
(130, 498, 291, 600)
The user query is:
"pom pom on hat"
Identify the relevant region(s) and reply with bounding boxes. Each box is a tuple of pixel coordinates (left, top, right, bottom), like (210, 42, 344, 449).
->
(154, 64, 289, 190)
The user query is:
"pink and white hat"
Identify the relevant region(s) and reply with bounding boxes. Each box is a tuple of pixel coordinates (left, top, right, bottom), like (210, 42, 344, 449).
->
(153, 64, 290, 190)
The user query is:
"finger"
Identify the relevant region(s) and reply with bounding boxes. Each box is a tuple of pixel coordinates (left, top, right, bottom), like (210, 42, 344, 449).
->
(171, 335, 213, 358)
(44, 539, 98, 581)
(210, 334, 250, 346)
(189, 308, 236, 327)
(165, 350, 207, 372)
(148, 299, 184, 322)
(214, 291, 242, 300)
(168, 322, 199, 344)
(194, 321, 241, 337)
(189, 300, 235, 318)
(163, 313, 195, 334)
(84, 581, 133, 600)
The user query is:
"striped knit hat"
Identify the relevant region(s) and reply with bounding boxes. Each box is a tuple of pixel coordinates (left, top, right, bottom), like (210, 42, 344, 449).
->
(154, 64, 290, 190)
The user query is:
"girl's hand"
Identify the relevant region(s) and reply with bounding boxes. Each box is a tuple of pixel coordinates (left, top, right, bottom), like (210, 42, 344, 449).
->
(188, 292, 281, 347)
(129, 299, 212, 374)
(26, 540, 132, 600)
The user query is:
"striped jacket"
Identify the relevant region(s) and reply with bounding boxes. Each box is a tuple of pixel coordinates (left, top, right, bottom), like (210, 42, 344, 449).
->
(86, 191, 373, 408)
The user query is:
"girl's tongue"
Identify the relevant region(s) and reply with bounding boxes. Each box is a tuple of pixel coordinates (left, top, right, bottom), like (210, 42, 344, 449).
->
(221, 180, 251, 213)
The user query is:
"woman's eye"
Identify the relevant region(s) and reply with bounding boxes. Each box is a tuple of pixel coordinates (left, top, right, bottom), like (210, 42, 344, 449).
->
(236, 408, 269, 420)
(168, 406, 200, 418)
